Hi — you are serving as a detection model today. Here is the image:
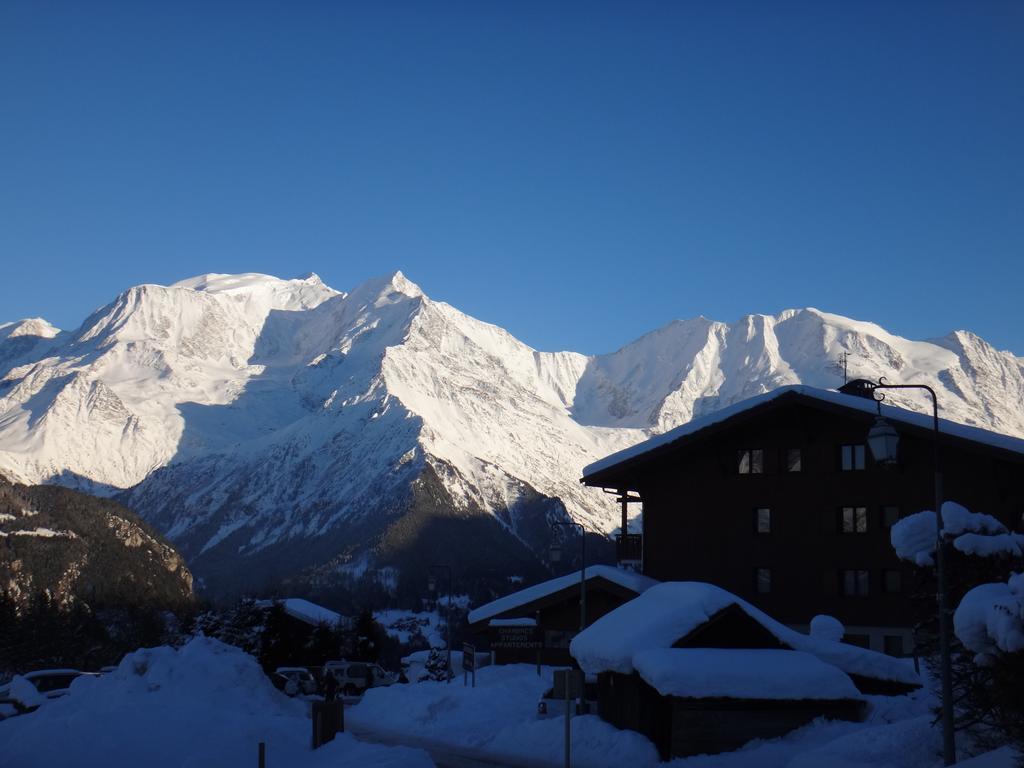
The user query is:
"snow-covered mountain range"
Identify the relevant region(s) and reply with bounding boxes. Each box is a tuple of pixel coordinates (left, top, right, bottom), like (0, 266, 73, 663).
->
(1, 272, 1022, 596)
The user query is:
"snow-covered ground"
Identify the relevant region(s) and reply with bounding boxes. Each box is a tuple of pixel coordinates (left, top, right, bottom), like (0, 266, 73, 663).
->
(348, 661, 961, 768)
(0, 637, 434, 768)
(376, 608, 447, 647)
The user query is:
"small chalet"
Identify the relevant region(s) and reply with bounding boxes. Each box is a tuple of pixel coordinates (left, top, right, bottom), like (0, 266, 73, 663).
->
(467, 565, 657, 665)
(583, 384, 1024, 654)
(570, 581, 920, 760)
(255, 598, 351, 633)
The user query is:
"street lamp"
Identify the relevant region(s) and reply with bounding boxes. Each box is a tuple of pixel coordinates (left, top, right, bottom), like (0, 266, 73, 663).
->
(550, 521, 587, 633)
(427, 564, 453, 684)
(863, 378, 955, 765)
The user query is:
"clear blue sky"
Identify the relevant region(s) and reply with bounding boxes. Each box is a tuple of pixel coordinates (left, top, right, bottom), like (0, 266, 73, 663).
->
(2, 1, 1022, 356)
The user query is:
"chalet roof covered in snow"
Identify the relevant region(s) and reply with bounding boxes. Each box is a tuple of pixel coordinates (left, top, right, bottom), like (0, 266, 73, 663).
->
(569, 581, 920, 687)
(255, 598, 342, 627)
(467, 565, 658, 626)
(632, 648, 861, 701)
(582, 385, 1024, 482)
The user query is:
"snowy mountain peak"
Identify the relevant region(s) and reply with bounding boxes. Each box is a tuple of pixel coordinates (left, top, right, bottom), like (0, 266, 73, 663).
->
(0, 318, 61, 341)
(1, 272, 1022, 596)
(348, 271, 425, 307)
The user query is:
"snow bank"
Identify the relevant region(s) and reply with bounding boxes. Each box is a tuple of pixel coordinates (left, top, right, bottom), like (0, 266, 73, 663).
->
(784, 714, 940, 768)
(0, 637, 433, 768)
(349, 663, 659, 768)
(352, 659, 938, 768)
(633, 648, 860, 701)
(467, 565, 657, 625)
(810, 615, 846, 643)
(570, 582, 919, 686)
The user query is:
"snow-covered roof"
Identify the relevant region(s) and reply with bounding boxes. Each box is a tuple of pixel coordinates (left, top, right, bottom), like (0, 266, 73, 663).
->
(569, 581, 920, 687)
(632, 648, 860, 701)
(255, 598, 342, 627)
(489, 618, 537, 627)
(583, 385, 1024, 480)
(467, 565, 658, 626)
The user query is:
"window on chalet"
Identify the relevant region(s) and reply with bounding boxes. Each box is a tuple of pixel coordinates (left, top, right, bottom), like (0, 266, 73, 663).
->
(841, 569, 870, 596)
(882, 506, 901, 529)
(883, 569, 902, 594)
(737, 449, 764, 474)
(840, 506, 868, 534)
(785, 448, 802, 472)
(755, 507, 771, 534)
(844, 633, 870, 649)
(841, 444, 866, 471)
(884, 635, 904, 656)
(755, 567, 772, 594)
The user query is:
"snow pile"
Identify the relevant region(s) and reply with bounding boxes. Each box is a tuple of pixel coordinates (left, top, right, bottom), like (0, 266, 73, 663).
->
(784, 714, 940, 768)
(954, 575, 1024, 660)
(891, 502, 1023, 567)
(349, 659, 939, 768)
(810, 615, 846, 643)
(467, 565, 658, 625)
(570, 582, 919, 686)
(349, 663, 659, 767)
(0, 637, 433, 768)
(5, 676, 45, 708)
(632, 648, 860, 701)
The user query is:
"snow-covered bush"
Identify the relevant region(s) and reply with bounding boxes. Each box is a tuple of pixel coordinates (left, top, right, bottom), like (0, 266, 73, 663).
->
(419, 647, 451, 682)
(891, 502, 1022, 567)
(893, 501, 1024, 755)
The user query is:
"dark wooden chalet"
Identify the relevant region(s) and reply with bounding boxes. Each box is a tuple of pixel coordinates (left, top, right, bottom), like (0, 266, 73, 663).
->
(582, 384, 1024, 654)
(570, 581, 918, 760)
(466, 565, 657, 665)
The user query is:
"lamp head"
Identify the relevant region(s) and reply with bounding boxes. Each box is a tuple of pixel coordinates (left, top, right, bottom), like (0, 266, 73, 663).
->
(867, 415, 900, 466)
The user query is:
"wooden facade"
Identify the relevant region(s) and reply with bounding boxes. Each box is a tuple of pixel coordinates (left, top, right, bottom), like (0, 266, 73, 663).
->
(583, 388, 1024, 653)
(592, 603, 869, 760)
(468, 575, 647, 665)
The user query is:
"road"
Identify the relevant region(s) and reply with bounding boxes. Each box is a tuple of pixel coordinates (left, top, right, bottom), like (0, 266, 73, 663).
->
(350, 724, 559, 768)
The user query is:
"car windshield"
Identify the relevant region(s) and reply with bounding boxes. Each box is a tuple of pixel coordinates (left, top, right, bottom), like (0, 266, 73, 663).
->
(33, 674, 78, 693)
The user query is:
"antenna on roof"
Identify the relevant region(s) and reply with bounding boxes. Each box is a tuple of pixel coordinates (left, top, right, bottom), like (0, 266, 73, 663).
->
(830, 352, 850, 384)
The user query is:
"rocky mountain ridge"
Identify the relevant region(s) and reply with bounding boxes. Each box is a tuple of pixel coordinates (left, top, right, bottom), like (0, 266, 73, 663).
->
(1, 271, 1021, 596)
(0, 475, 193, 608)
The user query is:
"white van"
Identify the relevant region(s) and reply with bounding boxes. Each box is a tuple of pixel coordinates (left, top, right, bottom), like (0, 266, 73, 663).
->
(322, 661, 397, 696)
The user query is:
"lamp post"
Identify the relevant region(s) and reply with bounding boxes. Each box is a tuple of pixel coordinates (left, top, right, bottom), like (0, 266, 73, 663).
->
(864, 378, 955, 765)
(549, 521, 587, 633)
(427, 564, 453, 684)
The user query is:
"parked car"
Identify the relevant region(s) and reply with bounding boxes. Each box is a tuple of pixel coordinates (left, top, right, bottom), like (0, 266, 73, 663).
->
(0, 669, 95, 718)
(323, 661, 398, 696)
(271, 667, 318, 696)
(0, 669, 92, 700)
(0, 697, 25, 721)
